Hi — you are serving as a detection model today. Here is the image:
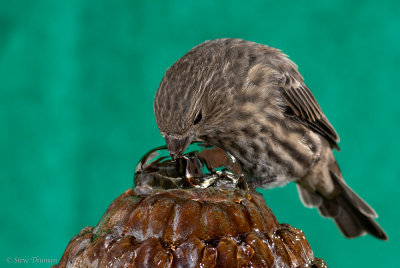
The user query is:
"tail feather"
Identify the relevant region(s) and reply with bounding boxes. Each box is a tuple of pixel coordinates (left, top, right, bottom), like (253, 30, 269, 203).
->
(332, 193, 387, 239)
(333, 173, 377, 218)
(332, 197, 365, 238)
(297, 185, 322, 208)
(297, 172, 388, 240)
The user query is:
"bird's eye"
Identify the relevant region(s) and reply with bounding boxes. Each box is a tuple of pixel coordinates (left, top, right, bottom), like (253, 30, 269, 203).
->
(194, 110, 202, 125)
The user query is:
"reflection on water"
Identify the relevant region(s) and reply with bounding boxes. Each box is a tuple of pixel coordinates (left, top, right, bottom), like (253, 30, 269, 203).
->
(134, 142, 247, 195)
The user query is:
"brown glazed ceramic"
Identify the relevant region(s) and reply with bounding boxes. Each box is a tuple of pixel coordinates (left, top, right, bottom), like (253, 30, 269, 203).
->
(55, 144, 327, 267)
(54, 188, 326, 267)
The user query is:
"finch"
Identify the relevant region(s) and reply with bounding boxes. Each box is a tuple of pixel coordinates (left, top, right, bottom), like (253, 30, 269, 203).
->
(154, 38, 387, 240)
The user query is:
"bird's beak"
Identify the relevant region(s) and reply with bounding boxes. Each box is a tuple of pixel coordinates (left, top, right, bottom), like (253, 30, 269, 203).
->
(165, 135, 193, 160)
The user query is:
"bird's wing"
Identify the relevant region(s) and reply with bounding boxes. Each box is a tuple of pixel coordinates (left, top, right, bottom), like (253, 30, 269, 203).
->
(279, 72, 340, 150)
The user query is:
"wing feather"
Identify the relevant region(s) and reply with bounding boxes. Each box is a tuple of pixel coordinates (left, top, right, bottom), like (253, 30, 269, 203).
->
(280, 73, 340, 150)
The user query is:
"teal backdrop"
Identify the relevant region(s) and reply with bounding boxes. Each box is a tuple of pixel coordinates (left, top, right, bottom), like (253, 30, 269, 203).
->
(1, 0, 399, 267)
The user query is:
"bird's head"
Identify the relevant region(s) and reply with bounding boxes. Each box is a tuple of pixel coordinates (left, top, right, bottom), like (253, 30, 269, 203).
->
(154, 39, 250, 159)
(154, 85, 212, 160)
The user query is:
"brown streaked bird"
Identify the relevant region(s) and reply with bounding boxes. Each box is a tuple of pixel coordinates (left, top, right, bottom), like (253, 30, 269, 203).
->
(154, 38, 387, 240)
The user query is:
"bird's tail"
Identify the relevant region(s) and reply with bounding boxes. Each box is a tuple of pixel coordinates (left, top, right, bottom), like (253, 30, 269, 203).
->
(297, 162, 388, 240)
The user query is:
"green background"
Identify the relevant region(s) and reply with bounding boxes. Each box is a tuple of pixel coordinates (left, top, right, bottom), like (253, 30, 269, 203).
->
(1, 0, 399, 267)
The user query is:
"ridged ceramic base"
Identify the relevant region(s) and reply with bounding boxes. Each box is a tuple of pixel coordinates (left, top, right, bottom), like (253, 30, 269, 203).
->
(54, 188, 326, 267)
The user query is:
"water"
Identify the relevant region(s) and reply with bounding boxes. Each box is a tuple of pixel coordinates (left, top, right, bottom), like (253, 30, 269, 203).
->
(134, 142, 247, 195)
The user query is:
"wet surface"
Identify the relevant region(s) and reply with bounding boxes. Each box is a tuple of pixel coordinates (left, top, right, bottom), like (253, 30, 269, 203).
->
(54, 144, 327, 267)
